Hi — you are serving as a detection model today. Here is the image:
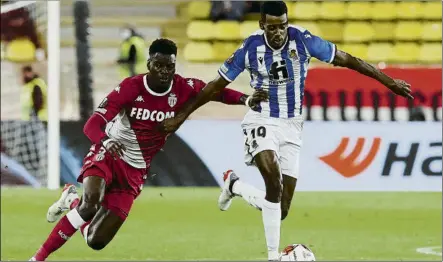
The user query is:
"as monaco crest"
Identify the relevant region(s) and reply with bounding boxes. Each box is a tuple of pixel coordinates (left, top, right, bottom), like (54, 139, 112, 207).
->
(168, 93, 177, 107)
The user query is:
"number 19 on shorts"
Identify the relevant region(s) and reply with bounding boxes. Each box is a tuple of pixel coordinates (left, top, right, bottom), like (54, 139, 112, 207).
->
(243, 126, 267, 153)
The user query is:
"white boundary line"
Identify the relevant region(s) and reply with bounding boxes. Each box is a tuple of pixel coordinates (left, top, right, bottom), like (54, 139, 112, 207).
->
(416, 246, 442, 257)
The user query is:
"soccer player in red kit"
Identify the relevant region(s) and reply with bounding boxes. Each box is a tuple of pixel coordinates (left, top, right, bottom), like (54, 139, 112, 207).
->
(29, 38, 268, 261)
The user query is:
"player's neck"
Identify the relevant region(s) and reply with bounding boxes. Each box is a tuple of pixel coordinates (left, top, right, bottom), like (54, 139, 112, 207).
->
(146, 74, 170, 93)
(264, 34, 287, 51)
(149, 84, 169, 94)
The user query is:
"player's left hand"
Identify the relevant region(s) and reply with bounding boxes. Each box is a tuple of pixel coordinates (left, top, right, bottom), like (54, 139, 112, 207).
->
(159, 113, 187, 134)
(387, 79, 413, 99)
(248, 90, 269, 109)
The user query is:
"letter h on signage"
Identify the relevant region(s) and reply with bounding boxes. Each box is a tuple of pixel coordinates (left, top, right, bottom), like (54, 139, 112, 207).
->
(382, 142, 442, 176)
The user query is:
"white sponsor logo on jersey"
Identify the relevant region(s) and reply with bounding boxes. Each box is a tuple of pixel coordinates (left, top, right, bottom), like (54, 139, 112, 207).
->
(130, 108, 175, 122)
(168, 93, 177, 107)
(114, 86, 120, 93)
(135, 96, 144, 102)
(187, 79, 194, 87)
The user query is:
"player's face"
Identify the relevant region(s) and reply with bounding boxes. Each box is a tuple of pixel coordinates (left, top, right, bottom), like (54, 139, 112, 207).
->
(260, 14, 288, 49)
(22, 71, 34, 83)
(148, 53, 176, 89)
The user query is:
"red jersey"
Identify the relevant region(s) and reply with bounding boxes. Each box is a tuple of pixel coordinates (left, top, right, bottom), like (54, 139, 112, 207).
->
(83, 73, 244, 169)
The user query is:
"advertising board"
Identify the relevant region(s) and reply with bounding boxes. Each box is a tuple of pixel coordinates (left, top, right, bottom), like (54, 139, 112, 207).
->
(177, 120, 442, 192)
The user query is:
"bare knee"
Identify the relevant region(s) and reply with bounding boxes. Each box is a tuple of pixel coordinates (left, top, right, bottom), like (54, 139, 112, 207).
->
(84, 207, 122, 251)
(79, 176, 105, 221)
(77, 200, 100, 221)
(87, 234, 108, 251)
(85, 220, 109, 251)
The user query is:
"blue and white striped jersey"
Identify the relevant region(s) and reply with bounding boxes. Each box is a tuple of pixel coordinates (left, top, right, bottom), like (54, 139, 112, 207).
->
(218, 25, 336, 119)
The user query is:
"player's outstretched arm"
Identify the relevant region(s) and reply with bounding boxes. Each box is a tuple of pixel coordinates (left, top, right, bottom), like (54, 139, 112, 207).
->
(160, 75, 229, 133)
(188, 77, 268, 106)
(160, 39, 249, 133)
(331, 50, 413, 99)
(216, 88, 269, 107)
(215, 87, 248, 105)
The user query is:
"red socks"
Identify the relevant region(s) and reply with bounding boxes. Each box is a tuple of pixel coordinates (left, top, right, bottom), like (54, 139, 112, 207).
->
(32, 197, 87, 261)
(32, 215, 78, 261)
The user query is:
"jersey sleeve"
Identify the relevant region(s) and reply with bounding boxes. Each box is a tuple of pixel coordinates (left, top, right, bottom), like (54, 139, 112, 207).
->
(184, 77, 207, 93)
(301, 30, 336, 64)
(185, 77, 244, 104)
(217, 42, 247, 82)
(94, 78, 140, 122)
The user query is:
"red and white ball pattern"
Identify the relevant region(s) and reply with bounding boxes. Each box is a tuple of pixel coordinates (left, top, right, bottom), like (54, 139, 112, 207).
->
(280, 244, 316, 261)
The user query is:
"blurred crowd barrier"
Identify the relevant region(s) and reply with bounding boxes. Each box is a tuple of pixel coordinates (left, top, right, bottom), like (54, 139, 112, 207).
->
(176, 120, 442, 191)
(184, 1, 441, 63)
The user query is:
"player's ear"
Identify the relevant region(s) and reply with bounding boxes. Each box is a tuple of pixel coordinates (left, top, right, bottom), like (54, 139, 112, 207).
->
(146, 59, 151, 71)
(259, 20, 264, 30)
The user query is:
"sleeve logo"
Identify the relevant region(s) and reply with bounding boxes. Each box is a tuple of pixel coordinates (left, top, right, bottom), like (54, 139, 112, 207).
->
(226, 53, 234, 64)
(187, 79, 194, 88)
(220, 64, 229, 74)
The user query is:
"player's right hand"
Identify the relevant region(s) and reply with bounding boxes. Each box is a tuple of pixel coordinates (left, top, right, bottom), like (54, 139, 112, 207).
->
(387, 79, 414, 99)
(103, 139, 126, 158)
(248, 90, 269, 108)
(159, 113, 187, 134)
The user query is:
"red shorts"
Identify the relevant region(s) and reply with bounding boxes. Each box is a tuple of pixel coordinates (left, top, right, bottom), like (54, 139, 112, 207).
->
(77, 145, 148, 220)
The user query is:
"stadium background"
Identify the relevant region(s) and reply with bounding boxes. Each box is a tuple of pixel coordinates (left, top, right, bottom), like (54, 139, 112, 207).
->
(1, 0, 442, 261)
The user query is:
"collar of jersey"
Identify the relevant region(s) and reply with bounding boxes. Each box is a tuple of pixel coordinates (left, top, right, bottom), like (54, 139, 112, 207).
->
(263, 33, 288, 52)
(143, 74, 173, 96)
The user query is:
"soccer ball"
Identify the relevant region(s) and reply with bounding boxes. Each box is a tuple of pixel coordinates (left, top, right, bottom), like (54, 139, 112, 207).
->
(279, 244, 316, 261)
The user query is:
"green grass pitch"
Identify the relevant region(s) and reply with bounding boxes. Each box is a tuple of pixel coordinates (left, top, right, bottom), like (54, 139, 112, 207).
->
(1, 187, 441, 261)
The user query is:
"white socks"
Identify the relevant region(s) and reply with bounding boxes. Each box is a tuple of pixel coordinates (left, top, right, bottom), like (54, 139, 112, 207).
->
(66, 209, 86, 229)
(232, 180, 266, 210)
(262, 200, 281, 261)
(66, 209, 89, 243)
(230, 179, 282, 260)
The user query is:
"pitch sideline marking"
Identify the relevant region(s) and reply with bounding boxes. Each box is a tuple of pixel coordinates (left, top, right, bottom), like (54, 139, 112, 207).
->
(416, 246, 442, 257)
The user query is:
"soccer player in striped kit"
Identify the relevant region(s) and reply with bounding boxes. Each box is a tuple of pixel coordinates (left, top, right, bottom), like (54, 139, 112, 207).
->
(161, 2, 413, 260)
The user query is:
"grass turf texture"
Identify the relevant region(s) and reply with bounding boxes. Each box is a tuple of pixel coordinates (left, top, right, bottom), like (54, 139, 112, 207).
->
(1, 187, 441, 261)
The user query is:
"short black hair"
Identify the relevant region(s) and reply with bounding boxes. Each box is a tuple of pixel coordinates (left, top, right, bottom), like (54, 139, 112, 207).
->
(260, 1, 288, 21)
(149, 38, 177, 56)
(22, 65, 33, 72)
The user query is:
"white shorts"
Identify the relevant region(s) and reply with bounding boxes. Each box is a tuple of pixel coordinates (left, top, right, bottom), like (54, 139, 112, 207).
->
(241, 110, 303, 179)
